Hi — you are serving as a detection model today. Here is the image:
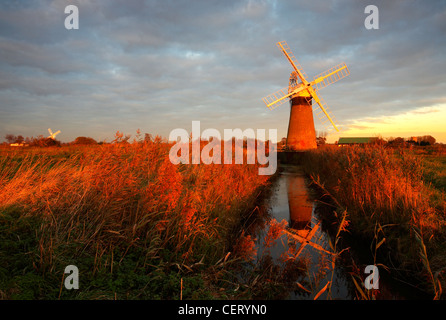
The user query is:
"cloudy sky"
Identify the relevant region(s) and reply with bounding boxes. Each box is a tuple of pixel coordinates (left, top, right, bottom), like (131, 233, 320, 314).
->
(1, 0, 445, 143)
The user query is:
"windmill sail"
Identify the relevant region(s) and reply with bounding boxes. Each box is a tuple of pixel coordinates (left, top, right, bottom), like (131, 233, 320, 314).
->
(312, 62, 350, 91)
(262, 85, 307, 110)
(262, 41, 349, 140)
(48, 128, 61, 139)
(306, 93, 339, 132)
(276, 41, 308, 84)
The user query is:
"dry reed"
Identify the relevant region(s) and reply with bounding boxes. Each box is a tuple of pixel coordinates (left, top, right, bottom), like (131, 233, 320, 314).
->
(0, 138, 271, 299)
(302, 145, 446, 297)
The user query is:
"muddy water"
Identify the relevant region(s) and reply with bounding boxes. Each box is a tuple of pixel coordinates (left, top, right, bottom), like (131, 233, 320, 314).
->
(254, 165, 431, 300)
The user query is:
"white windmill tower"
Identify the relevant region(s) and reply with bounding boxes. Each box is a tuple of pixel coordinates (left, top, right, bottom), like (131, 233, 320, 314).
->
(48, 128, 61, 140)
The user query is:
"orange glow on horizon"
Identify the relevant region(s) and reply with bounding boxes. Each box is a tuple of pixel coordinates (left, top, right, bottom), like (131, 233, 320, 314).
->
(326, 104, 446, 144)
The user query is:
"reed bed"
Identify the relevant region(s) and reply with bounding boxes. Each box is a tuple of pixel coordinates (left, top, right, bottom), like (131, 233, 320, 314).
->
(0, 139, 271, 299)
(302, 145, 446, 297)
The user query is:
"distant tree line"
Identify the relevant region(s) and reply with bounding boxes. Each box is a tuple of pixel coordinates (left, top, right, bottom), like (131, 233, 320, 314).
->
(3, 134, 98, 147)
(3, 132, 441, 149)
(4, 134, 60, 147)
(5, 134, 25, 144)
(72, 136, 98, 145)
(2, 129, 158, 147)
(387, 135, 436, 147)
(316, 131, 327, 146)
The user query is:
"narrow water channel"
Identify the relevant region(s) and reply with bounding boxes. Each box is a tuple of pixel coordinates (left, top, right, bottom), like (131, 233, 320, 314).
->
(252, 164, 431, 300)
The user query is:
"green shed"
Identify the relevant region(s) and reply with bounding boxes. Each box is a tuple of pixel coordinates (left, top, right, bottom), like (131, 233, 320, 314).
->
(337, 137, 378, 146)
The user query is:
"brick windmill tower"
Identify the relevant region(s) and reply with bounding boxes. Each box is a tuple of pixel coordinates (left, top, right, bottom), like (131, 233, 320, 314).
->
(262, 41, 350, 150)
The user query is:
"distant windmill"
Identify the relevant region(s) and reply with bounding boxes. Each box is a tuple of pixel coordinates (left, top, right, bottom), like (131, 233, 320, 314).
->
(48, 128, 61, 140)
(262, 41, 350, 150)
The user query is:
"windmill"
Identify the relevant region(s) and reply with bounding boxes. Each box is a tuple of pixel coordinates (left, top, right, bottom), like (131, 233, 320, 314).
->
(262, 41, 350, 150)
(47, 128, 61, 140)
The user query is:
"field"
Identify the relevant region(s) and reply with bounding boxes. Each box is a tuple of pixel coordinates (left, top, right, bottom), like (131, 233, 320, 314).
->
(302, 145, 446, 298)
(1, 138, 445, 300)
(0, 139, 272, 299)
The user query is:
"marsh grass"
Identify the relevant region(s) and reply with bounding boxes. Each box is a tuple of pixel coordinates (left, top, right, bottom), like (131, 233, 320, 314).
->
(302, 145, 446, 297)
(0, 138, 272, 299)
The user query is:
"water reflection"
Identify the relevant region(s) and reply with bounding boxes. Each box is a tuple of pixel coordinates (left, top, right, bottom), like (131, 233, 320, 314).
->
(254, 165, 430, 300)
(286, 172, 313, 237)
(255, 165, 352, 299)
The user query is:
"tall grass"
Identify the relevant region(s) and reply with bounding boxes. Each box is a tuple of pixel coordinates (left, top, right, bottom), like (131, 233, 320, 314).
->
(302, 145, 446, 297)
(0, 138, 271, 299)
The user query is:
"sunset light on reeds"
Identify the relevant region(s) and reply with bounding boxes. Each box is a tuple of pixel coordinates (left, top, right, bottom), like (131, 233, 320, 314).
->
(0, 0, 445, 313)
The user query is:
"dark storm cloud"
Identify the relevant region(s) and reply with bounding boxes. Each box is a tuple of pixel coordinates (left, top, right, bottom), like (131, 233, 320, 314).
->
(0, 0, 445, 142)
